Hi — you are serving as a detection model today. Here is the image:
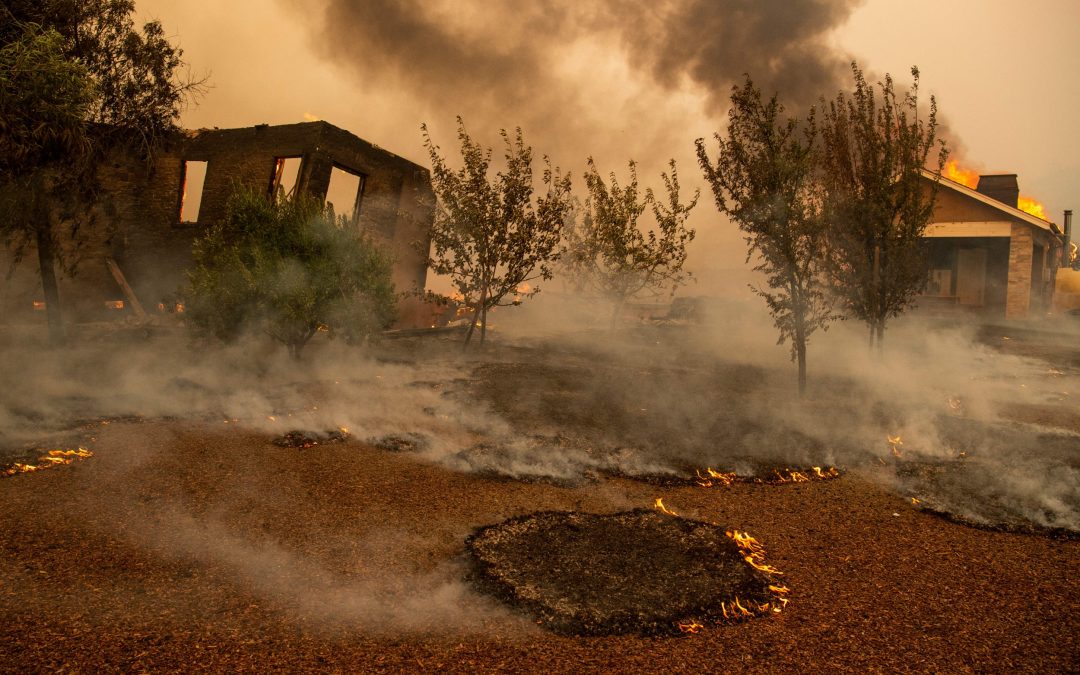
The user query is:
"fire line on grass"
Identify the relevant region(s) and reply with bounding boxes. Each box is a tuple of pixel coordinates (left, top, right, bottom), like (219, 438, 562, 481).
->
(2, 448, 93, 477)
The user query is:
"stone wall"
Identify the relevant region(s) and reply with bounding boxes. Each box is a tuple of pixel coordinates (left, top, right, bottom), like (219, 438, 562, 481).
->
(1, 121, 434, 325)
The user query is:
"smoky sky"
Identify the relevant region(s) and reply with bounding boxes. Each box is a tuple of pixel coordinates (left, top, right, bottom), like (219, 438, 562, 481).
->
(298, 0, 862, 155)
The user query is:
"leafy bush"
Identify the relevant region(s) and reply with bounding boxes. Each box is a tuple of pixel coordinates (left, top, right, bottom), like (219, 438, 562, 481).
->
(186, 187, 396, 358)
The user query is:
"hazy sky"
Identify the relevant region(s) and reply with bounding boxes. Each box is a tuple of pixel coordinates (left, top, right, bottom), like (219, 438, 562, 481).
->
(136, 0, 1080, 283)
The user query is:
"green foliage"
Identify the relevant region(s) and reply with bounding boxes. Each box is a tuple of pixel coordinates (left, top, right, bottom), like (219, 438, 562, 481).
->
(563, 157, 697, 319)
(422, 117, 573, 347)
(0, 23, 96, 261)
(0, 2, 201, 343)
(1, 0, 201, 156)
(697, 77, 834, 394)
(186, 188, 397, 359)
(818, 63, 947, 348)
(0, 25, 96, 177)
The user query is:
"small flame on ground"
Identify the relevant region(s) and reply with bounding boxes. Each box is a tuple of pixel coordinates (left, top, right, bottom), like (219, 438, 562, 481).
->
(696, 465, 839, 487)
(660, 518, 791, 633)
(3, 448, 93, 477)
(677, 620, 703, 634)
(888, 435, 904, 458)
(695, 467, 736, 487)
(727, 529, 784, 576)
(653, 497, 679, 517)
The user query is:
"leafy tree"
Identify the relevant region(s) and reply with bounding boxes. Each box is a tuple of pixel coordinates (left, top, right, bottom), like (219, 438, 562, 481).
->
(563, 157, 697, 323)
(422, 118, 573, 347)
(0, 25, 96, 343)
(186, 188, 396, 359)
(818, 63, 946, 350)
(697, 78, 834, 395)
(0, 1, 202, 343)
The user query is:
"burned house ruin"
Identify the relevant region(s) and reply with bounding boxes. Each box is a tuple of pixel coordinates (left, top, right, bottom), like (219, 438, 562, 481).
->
(0, 121, 434, 325)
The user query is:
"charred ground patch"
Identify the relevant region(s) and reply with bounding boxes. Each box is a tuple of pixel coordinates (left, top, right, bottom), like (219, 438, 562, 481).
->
(466, 509, 781, 636)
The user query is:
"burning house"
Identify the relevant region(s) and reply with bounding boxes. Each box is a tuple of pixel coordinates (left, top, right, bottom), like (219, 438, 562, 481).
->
(0, 121, 435, 325)
(919, 169, 1065, 319)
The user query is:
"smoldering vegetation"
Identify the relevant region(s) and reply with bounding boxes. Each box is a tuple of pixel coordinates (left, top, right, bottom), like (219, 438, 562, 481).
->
(3, 296, 1079, 540)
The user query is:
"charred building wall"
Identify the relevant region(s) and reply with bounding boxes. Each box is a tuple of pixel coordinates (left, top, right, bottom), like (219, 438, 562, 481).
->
(1, 121, 434, 325)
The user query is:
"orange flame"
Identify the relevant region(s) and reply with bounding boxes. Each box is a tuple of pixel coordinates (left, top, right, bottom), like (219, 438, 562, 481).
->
(677, 620, 703, 634)
(727, 529, 784, 576)
(653, 497, 679, 517)
(888, 435, 903, 458)
(695, 467, 736, 487)
(945, 160, 1049, 221)
(1017, 196, 1048, 221)
(649, 500, 792, 632)
(943, 159, 979, 188)
(3, 448, 93, 477)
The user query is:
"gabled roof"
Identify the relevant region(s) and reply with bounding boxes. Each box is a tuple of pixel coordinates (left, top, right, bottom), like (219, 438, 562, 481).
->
(920, 168, 1060, 235)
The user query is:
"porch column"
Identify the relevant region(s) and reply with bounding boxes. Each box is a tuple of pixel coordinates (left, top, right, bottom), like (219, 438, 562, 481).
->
(1005, 223, 1032, 318)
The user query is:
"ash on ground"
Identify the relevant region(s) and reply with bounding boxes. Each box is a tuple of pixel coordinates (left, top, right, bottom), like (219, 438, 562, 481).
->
(894, 417, 1079, 537)
(369, 432, 428, 453)
(271, 428, 351, 449)
(466, 509, 774, 636)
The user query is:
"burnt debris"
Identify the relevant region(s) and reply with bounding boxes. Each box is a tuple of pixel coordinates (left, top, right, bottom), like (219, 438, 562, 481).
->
(271, 428, 351, 449)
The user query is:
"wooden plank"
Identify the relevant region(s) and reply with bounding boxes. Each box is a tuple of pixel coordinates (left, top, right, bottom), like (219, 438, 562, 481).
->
(105, 257, 147, 318)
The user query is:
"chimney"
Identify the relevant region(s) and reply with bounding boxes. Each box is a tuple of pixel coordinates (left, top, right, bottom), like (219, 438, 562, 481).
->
(976, 174, 1019, 208)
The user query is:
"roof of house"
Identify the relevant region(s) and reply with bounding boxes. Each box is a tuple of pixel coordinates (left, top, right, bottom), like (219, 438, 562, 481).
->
(920, 168, 1060, 235)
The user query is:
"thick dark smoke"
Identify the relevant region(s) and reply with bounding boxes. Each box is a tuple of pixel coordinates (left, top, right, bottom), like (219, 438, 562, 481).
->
(614, 0, 863, 113)
(295, 0, 863, 164)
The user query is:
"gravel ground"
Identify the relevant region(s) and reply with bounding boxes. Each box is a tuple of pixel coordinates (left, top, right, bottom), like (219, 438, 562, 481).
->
(1, 418, 1076, 673)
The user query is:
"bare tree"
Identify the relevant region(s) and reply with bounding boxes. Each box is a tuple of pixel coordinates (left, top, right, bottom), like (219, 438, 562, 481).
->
(563, 158, 697, 323)
(422, 118, 572, 347)
(818, 63, 946, 350)
(697, 78, 834, 395)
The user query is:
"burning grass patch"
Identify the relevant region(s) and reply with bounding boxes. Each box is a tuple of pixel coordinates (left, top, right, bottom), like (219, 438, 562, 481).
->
(1, 447, 93, 477)
(603, 463, 842, 487)
(271, 428, 351, 449)
(465, 509, 786, 636)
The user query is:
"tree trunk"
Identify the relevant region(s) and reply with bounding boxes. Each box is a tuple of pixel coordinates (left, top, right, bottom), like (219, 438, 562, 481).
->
(610, 296, 625, 329)
(35, 220, 65, 346)
(875, 318, 885, 354)
(479, 305, 488, 346)
(868, 243, 880, 355)
(464, 285, 487, 350)
(796, 336, 807, 396)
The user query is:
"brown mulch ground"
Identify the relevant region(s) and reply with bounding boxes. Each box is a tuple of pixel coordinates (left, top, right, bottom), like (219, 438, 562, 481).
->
(2, 419, 1077, 673)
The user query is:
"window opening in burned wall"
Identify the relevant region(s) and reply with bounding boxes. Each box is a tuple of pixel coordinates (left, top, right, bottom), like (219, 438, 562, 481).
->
(178, 160, 208, 223)
(324, 165, 366, 226)
(270, 156, 302, 201)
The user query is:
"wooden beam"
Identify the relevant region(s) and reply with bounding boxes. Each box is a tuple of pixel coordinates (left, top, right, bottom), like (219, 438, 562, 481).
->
(105, 257, 147, 318)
